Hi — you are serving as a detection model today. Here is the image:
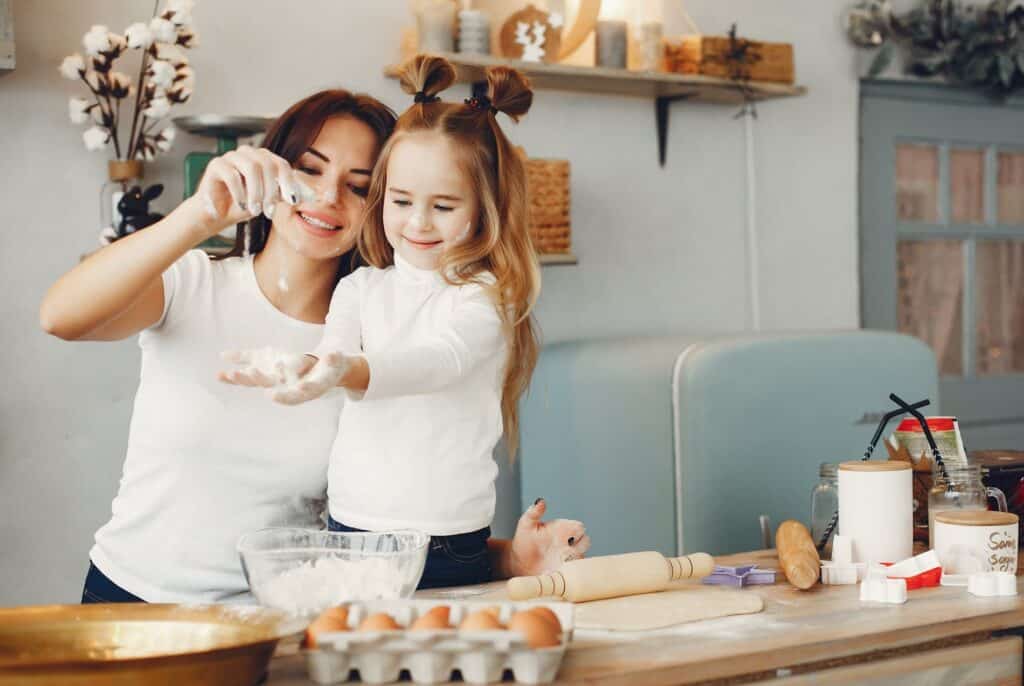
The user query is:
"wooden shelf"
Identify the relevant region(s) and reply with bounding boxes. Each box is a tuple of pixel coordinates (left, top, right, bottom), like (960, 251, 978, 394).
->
(538, 253, 577, 266)
(386, 53, 806, 165)
(385, 52, 806, 105)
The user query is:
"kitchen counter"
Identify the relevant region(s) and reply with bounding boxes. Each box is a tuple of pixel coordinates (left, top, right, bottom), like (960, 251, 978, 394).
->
(268, 549, 1024, 685)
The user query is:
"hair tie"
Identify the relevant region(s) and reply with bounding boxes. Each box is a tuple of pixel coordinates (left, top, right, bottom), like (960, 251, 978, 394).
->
(414, 91, 439, 104)
(464, 94, 498, 114)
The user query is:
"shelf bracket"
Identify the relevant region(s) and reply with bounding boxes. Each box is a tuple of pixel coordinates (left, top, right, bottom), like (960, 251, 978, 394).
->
(655, 94, 696, 167)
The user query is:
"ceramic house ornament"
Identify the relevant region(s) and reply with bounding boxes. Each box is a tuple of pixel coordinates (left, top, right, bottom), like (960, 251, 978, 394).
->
(499, 4, 562, 63)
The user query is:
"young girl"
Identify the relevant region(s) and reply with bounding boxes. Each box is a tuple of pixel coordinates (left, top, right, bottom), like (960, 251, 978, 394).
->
(221, 55, 589, 588)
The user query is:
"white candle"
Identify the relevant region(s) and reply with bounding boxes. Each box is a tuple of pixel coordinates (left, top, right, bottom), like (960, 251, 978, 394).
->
(457, 9, 489, 55)
(417, 0, 457, 53)
(595, 20, 627, 69)
(634, 20, 663, 71)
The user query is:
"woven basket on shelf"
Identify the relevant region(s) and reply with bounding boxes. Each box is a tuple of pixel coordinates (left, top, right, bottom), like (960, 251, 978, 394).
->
(525, 158, 571, 255)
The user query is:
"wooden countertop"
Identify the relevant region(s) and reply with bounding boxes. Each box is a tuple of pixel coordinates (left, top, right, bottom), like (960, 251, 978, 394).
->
(267, 549, 1024, 685)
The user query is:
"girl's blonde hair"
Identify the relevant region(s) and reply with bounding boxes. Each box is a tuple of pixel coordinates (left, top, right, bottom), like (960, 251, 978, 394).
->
(357, 54, 541, 458)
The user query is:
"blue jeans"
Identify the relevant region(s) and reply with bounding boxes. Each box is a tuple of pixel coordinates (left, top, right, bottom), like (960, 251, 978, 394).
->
(327, 517, 492, 589)
(82, 561, 145, 604)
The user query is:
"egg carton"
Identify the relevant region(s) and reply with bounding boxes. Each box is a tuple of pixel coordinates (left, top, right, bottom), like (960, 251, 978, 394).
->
(306, 599, 574, 685)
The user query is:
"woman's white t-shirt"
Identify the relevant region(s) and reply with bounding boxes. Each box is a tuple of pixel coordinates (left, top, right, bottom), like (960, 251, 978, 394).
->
(89, 250, 344, 603)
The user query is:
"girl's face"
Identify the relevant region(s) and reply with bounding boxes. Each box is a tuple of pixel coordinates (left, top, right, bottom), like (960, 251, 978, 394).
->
(272, 115, 379, 261)
(382, 132, 479, 271)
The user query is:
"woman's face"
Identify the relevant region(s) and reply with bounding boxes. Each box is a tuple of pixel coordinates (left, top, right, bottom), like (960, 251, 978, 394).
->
(270, 115, 379, 261)
(382, 132, 478, 271)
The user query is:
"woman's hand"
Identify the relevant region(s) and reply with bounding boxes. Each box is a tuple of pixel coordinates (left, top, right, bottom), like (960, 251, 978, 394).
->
(219, 348, 351, 405)
(184, 145, 312, 241)
(505, 499, 591, 577)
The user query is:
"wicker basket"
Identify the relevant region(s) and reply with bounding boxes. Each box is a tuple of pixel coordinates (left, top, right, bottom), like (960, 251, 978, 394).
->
(525, 158, 571, 255)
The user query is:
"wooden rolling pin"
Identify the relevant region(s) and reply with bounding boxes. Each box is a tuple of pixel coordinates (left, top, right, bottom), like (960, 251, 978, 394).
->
(507, 551, 715, 602)
(775, 520, 821, 590)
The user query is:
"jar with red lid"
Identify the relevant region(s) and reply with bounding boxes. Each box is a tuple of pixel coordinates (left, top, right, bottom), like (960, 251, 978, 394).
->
(892, 416, 968, 469)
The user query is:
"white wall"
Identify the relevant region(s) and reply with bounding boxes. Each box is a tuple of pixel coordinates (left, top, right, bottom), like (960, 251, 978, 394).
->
(0, 0, 859, 605)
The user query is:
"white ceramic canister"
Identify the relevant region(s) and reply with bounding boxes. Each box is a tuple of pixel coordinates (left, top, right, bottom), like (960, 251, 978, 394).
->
(933, 510, 1019, 574)
(838, 460, 913, 565)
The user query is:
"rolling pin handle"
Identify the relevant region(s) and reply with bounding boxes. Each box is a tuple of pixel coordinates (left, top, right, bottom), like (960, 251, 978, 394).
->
(667, 552, 715, 580)
(507, 571, 567, 601)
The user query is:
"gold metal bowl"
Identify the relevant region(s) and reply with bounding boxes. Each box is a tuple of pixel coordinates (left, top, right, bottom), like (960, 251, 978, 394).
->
(0, 603, 305, 685)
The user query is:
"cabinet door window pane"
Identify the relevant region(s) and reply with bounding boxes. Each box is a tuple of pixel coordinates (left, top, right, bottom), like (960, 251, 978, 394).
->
(896, 144, 940, 223)
(897, 240, 964, 375)
(950, 148, 985, 224)
(998, 152, 1024, 225)
(976, 240, 1024, 375)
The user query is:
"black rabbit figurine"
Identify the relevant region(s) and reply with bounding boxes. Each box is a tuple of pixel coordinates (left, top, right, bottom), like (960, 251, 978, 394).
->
(117, 184, 165, 237)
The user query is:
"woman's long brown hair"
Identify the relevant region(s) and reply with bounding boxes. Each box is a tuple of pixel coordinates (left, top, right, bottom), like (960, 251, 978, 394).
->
(357, 55, 542, 458)
(216, 89, 396, 282)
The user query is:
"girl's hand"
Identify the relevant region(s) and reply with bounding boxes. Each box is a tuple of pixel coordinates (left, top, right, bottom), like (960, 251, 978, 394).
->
(271, 352, 351, 405)
(508, 498, 591, 576)
(185, 145, 309, 240)
(218, 347, 314, 388)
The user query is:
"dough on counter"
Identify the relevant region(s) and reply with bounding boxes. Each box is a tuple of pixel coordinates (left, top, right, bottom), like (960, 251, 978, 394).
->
(573, 588, 764, 632)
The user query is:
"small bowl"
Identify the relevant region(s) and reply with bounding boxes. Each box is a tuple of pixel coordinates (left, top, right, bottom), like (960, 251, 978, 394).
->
(237, 528, 429, 616)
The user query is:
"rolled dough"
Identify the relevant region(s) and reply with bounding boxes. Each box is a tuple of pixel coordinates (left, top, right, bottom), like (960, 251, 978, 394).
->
(573, 588, 764, 632)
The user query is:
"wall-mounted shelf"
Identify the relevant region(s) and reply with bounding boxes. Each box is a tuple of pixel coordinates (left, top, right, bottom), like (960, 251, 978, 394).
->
(385, 52, 806, 165)
(539, 253, 577, 266)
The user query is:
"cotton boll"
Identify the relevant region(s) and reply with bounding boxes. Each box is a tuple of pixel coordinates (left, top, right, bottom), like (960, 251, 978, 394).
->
(125, 22, 153, 49)
(166, 0, 196, 25)
(148, 60, 175, 88)
(143, 96, 171, 119)
(83, 126, 109, 151)
(68, 97, 90, 124)
(82, 25, 111, 56)
(149, 17, 177, 44)
(59, 54, 85, 80)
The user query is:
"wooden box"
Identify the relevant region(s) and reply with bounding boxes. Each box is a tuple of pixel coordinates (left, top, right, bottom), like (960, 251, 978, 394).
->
(661, 35, 795, 84)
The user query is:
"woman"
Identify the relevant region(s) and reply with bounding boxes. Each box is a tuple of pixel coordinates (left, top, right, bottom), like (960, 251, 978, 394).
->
(40, 89, 589, 604)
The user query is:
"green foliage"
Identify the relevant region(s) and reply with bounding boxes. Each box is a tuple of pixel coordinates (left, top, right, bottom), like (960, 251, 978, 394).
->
(886, 0, 1024, 97)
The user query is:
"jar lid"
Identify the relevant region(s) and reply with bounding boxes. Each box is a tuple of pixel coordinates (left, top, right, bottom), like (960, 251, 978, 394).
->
(896, 417, 956, 432)
(839, 460, 911, 472)
(969, 450, 1024, 469)
(935, 510, 1018, 526)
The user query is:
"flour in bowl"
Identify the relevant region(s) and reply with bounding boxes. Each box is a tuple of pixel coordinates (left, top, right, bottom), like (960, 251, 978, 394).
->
(256, 557, 409, 615)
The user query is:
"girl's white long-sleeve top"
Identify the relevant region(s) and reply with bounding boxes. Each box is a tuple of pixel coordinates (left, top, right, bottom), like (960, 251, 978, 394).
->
(317, 253, 507, 536)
